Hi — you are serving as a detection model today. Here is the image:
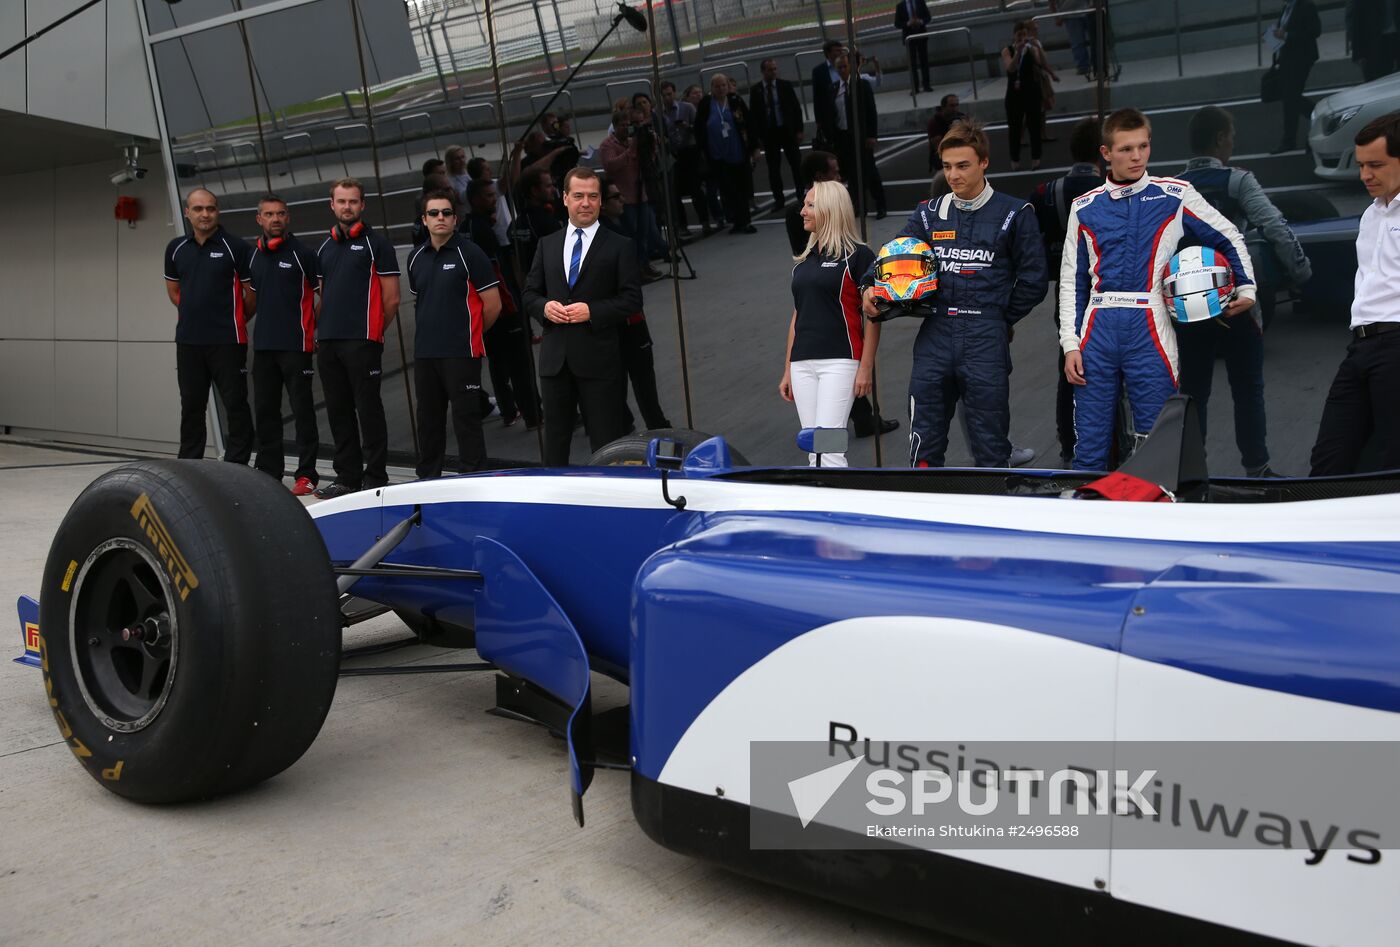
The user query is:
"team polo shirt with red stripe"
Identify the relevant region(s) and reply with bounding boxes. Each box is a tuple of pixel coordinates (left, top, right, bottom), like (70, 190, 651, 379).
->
(163, 227, 253, 345)
(315, 223, 400, 343)
(407, 234, 498, 359)
(789, 245, 875, 362)
(247, 233, 319, 353)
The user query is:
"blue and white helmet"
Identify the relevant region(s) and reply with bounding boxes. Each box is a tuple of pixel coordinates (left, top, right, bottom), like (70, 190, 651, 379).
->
(1162, 246, 1237, 324)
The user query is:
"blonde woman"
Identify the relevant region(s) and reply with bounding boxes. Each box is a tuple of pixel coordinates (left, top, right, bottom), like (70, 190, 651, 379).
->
(778, 181, 880, 467)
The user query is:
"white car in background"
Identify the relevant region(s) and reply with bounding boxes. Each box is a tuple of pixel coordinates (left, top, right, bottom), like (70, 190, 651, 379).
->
(1310, 73, 1400, 180)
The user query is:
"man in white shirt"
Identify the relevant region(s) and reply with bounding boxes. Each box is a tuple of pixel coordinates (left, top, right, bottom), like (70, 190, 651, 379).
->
(1310, 112, 1400, 475)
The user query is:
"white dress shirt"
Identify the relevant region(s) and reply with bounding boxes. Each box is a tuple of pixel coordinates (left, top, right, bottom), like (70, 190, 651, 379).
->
(1351, 195, 1400, 328)
(561, 219, 601, 277)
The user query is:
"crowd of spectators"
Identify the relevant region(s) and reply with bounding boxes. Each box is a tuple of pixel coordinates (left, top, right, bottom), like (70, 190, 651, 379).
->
(165, 9, 1398, 483)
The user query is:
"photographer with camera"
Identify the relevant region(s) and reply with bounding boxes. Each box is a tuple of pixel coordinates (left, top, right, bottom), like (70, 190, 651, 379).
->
(661, 81, 709, 236)
(599, 106, 664, 278)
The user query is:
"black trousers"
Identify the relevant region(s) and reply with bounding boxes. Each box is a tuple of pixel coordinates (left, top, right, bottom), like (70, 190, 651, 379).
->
(762, 130, 803, 206)
(541, 364, 628, 466)
(835, 131, 887, 216)
(1056, 350, 1077, 463)
(619, 320, 671, 431)
(317, 338, 388, 488)
(713, 160, 752, 229)
(1309, 332, 1400, 476)
(415, 356, 486, 479)
(674, 148, 709, 227)
(252, 349, 319, 482)
(906, 30, 931, 90)
(176, 342, 252, 463)
(485, 311, 540, 426)
(1277, 60, 1314, 149)
(1006, 92, 1043, 163)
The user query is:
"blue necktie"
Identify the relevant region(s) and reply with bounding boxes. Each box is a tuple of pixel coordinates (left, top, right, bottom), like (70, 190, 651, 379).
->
(568, 228, 584, 288)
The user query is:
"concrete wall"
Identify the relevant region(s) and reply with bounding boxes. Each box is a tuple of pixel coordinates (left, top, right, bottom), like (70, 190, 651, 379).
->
(0, 162, 180, 449)
(0, 0, 159, 139)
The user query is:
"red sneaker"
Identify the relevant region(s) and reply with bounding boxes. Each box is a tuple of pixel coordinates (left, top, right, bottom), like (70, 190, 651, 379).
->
(291, 477, 316, 497)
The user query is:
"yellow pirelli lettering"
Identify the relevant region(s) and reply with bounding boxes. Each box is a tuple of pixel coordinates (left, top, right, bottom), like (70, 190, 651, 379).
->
(129, 493, 199, 600)
(102, 761, 124, 781)
(60, 560, 77, 592)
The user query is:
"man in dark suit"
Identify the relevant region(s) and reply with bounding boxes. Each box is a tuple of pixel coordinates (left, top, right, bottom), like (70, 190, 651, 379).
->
(1274, 0, 1321, 152)
(810, 39, 845, 149)
(834, 54, 887, 219)
(524, 167, 643, 465)
(749, 58, 805, 209)
(895, 0, 933, 93)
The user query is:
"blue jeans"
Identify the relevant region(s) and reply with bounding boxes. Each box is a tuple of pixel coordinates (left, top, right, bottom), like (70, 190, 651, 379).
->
(1064, 14, 1094, 75)
(1174, 314, 1269, 471)
(621, 202, 666, 267)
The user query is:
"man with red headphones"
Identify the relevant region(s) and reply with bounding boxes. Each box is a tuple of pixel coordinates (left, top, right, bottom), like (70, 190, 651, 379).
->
(163, 187, 255, 463)
(314, 178, 401, 499)
(247, 194, 321, 496)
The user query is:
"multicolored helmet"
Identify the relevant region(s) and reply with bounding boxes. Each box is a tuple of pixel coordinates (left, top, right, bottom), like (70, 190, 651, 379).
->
(869, 237, 939, 319)
(1162, 246, 1237, 324)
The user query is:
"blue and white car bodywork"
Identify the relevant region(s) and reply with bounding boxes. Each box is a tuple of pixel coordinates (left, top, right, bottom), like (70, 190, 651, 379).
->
(306, 438, 1400, 947)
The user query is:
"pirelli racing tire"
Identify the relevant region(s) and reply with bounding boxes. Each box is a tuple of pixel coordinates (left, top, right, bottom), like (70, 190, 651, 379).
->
(38, 460, 341, 803)
(587, 428, 750, 467)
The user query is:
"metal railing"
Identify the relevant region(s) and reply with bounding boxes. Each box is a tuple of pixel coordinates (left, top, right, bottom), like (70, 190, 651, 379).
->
(906, 27, 977, 106)
(604, 77, 656, 114)
(280, 131, 321, 186)
(793, 49, 829, 121)
(457, 102, 499, 155)
(397, 112, 443, 173)
(697, 60, 752, 97)
(332, 123, 372, 177)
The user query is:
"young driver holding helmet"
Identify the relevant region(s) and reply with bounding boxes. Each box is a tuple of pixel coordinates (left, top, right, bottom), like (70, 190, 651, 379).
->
(1059, 108, 1255, 472)
(861, 119, 1047, 468)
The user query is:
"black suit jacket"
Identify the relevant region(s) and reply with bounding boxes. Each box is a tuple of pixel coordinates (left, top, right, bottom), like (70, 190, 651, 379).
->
(842, 76, 880, 144)
(894, 0, 930, 34)
(523, 225, 641, 379)
(1279, 0, 1321, 69)
(749, 78, 804, 139)
(811, 61, 838, 139)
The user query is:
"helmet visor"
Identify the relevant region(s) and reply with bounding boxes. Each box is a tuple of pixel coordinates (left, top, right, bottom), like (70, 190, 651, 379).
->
(875, 254, 936, 298)
(1164, 267, 1232, 297)
(875, 254, 935, 284)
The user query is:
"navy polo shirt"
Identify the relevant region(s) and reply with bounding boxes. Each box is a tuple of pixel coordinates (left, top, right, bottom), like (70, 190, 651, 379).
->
(247, 233, 319, 353)
(407, 234, 498, 359)
(790, 245, 875, 361)
(315, 222, 400, 343)
(163, 227, 253, 345)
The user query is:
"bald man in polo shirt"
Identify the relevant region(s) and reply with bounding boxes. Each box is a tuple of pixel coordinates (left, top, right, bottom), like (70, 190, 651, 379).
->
(163, 187, 255, 462)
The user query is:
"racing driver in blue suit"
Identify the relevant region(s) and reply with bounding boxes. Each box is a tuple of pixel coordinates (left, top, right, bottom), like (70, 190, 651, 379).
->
(1059, 108, 1256, 471)
(861, 119, 1048, 467)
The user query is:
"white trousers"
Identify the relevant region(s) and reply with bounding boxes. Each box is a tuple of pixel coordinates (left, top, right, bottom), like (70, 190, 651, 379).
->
(790, 357, 857, 467)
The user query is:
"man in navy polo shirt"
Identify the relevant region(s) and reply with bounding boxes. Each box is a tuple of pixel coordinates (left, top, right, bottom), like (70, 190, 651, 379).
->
(314, 178, 400, 499)
(163, 187, 255, 462)
(247, 194, 321, 495)
(408, 190, 502, 478)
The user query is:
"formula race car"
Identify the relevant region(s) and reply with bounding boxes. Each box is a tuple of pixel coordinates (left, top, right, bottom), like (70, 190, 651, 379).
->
(17, 402, 1400, 946)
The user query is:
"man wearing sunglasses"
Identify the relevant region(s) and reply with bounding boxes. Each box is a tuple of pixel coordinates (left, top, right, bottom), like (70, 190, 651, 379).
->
(407, 191, 502, 478)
